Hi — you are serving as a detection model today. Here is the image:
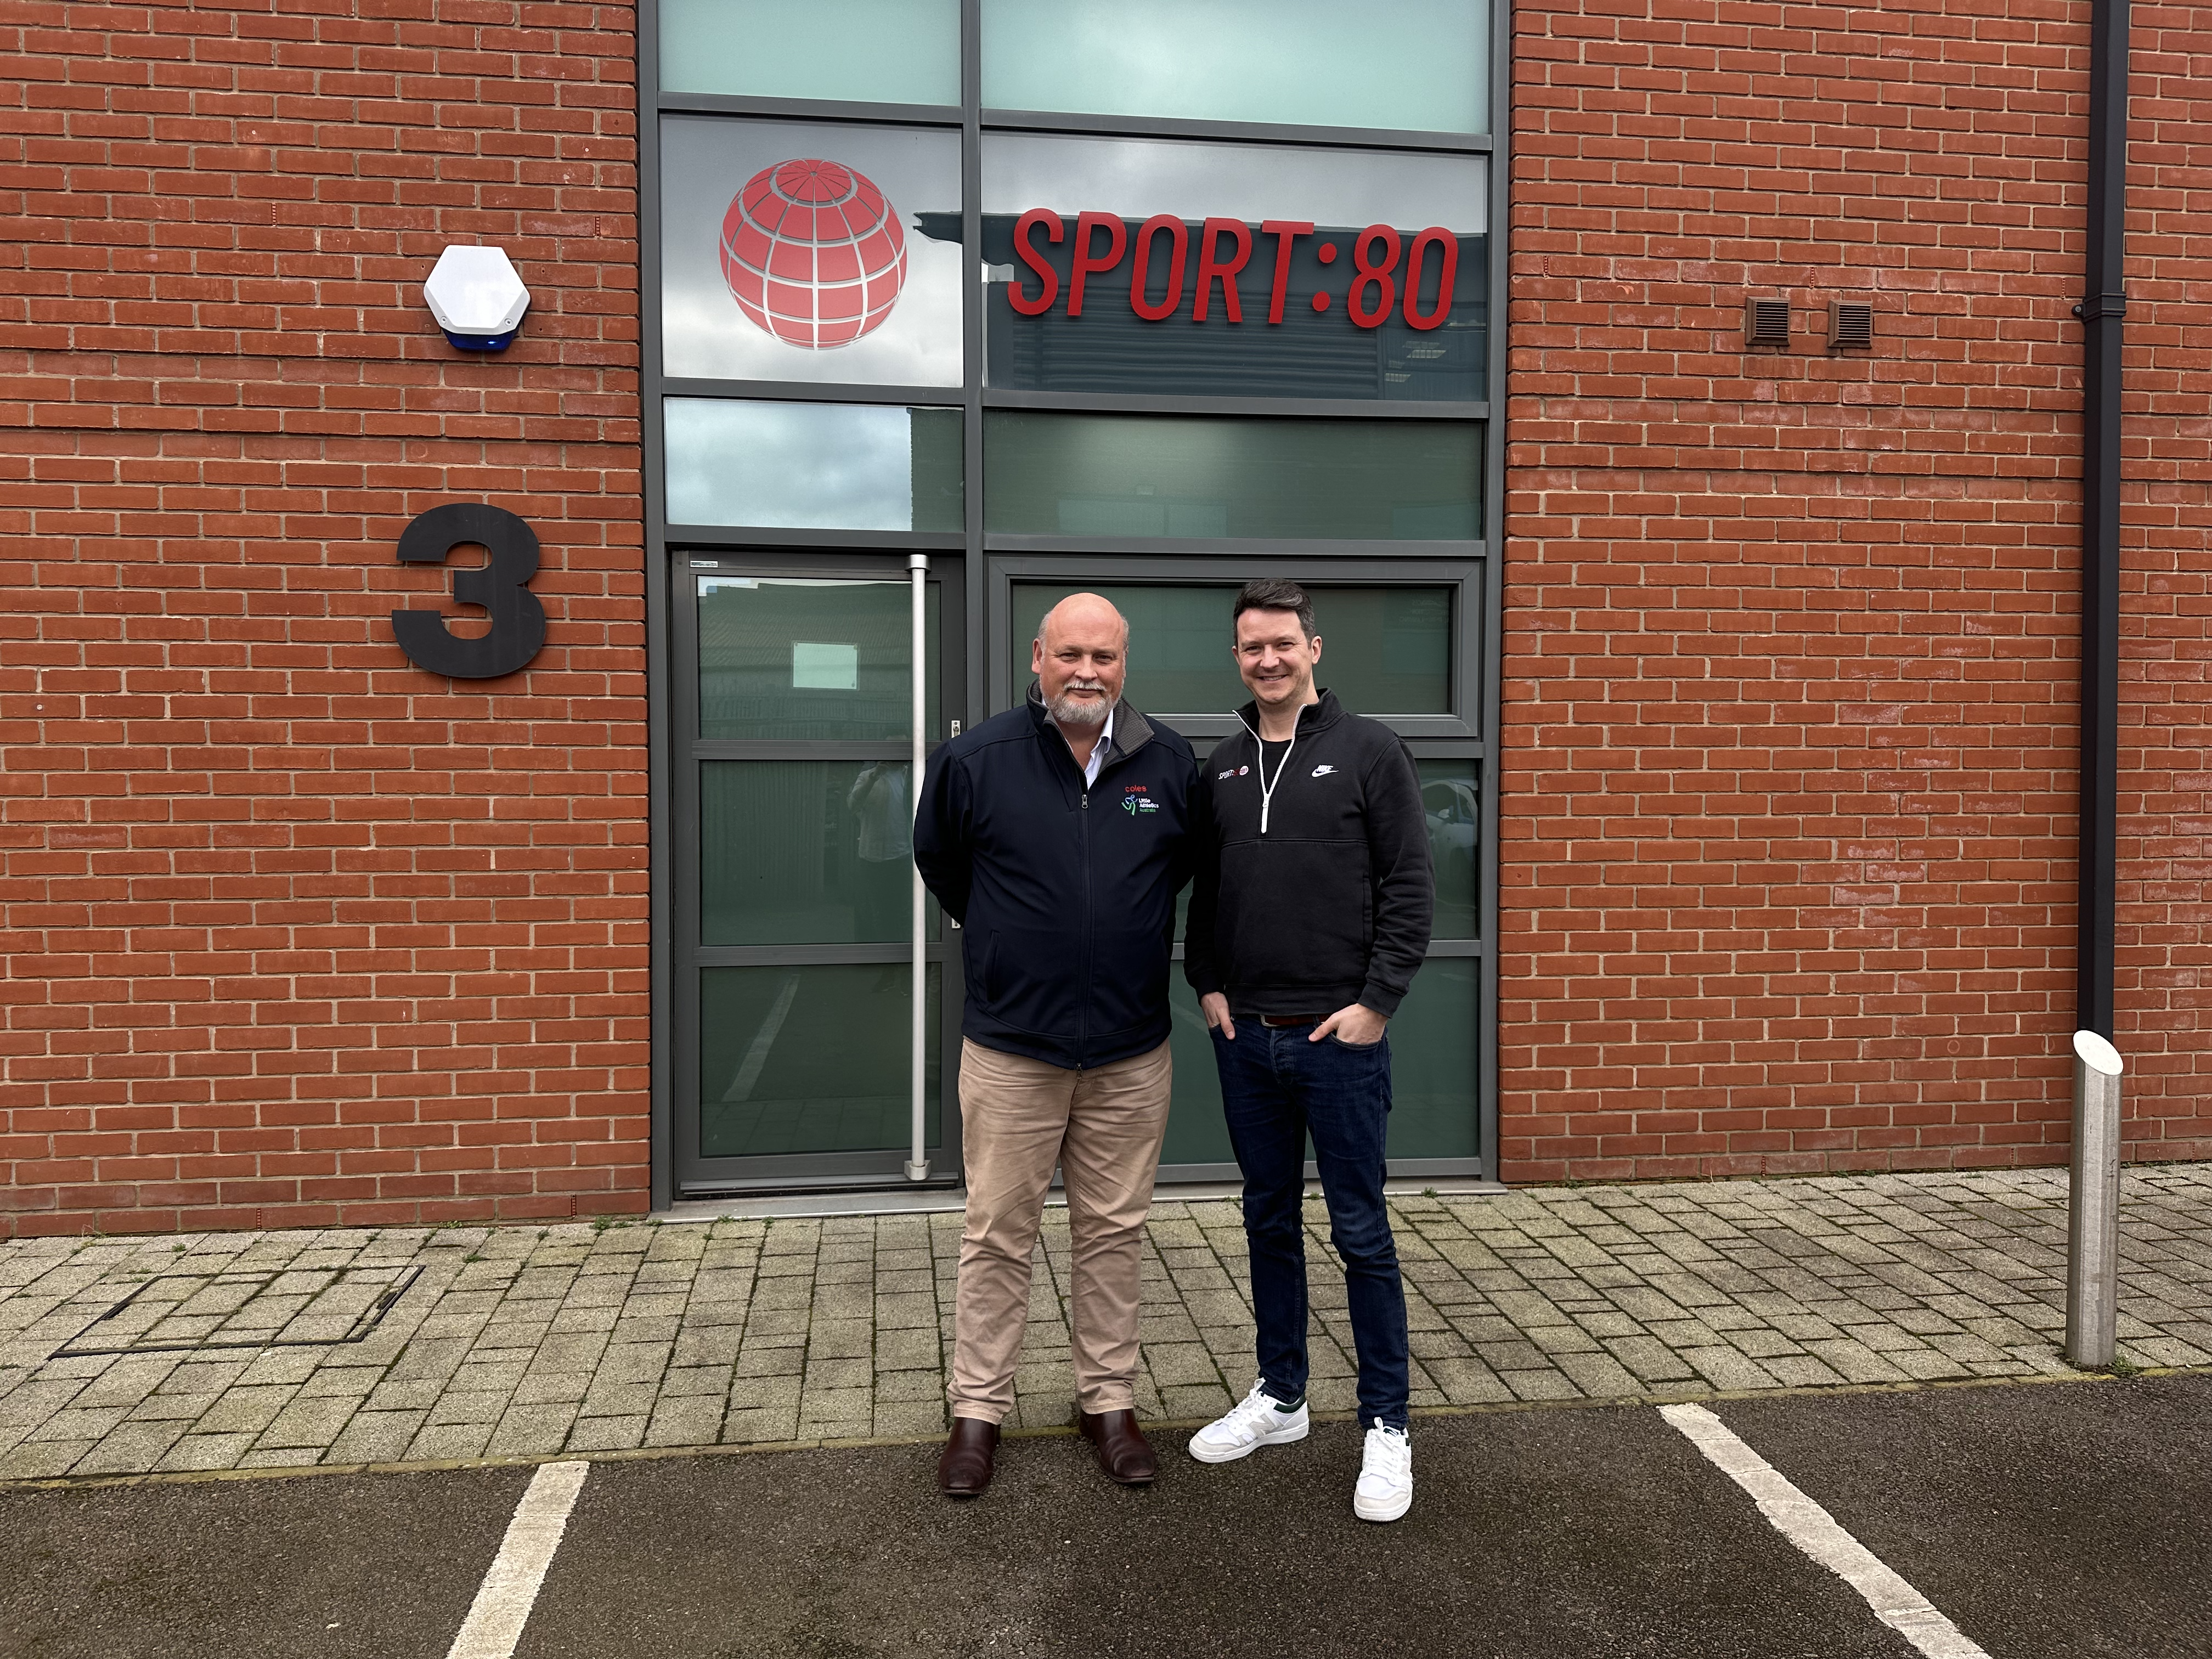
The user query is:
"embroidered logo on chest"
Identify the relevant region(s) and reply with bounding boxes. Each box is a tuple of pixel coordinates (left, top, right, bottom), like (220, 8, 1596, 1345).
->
(1311, 764, 1338, 778)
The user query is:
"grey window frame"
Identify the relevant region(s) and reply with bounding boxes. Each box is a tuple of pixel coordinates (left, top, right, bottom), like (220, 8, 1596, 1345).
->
(641, 0, 1510, 1203)
(989, 555, 1483, 743)
(670, 550, 967, 1196)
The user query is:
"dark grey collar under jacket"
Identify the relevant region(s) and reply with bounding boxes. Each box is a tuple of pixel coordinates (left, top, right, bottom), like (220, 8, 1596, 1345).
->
(1183, 689, 1435, 1020)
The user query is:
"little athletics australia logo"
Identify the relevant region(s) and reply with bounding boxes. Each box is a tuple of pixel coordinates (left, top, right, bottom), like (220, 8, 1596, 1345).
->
(720, 158, 910, 349)
(1121, 785, 1161, 815)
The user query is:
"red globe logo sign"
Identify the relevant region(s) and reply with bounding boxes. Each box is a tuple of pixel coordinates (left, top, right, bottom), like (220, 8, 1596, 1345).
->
(719, 159, 909, 350)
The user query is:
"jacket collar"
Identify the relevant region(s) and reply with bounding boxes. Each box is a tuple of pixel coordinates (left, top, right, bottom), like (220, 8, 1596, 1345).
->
(1233, 687, 1341, 745)
(1026, 681, 1154, 771)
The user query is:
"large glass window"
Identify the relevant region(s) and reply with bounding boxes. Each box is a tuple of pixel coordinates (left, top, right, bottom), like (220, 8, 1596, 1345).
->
(667, 399, 963, 532)
(981, 134, 1487, 400)
(661, 117, 966, 387)
(985, 412, 1481, 540)
(661, 0, 960, 106)
(1008, 581, 1451, 717)
(653, 6, 1502, 1187)
(981, 0, 1490, 136)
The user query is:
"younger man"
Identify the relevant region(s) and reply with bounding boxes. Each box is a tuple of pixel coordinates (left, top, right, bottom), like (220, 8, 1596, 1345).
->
(1182, 579, 1434, 1522)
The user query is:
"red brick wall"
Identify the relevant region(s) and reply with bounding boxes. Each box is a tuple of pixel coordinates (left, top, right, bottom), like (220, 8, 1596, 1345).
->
(0, 0, 648, 1235)
(2116, 0, 2212, 1160)
(1503, 0, 2212, 1178)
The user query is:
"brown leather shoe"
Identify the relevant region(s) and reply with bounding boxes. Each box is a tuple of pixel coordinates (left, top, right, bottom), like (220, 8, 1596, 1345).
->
(938, 1417, 998, 1497)
(1079, 1408, 1159, 1485)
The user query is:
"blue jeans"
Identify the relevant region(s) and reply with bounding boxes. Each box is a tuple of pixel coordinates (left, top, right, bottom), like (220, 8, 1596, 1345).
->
(1210, 1020, 1409, 1429)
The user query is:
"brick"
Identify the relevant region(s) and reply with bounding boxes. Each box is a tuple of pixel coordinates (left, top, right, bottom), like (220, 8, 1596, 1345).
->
(1501, 0, 2212, 1178)
(0, 0, 648, 1237)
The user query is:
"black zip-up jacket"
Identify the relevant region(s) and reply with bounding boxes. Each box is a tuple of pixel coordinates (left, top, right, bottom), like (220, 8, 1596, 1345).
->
(1184, 689, 1432, 1019)
(914, 686, 1199, 1069)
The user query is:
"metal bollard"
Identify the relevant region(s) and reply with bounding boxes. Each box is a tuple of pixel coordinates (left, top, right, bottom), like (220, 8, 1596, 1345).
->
(2066, 1029, 2125, 1368)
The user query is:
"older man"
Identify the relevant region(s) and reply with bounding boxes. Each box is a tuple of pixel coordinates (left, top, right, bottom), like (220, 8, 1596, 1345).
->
(913, 594, 1198, 1497)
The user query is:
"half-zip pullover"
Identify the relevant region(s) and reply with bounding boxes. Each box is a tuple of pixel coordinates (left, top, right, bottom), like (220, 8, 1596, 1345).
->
(1184, 689, 1432, 1019)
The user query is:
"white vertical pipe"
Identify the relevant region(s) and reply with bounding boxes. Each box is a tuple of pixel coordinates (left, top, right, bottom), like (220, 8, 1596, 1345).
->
(906, 553, 930, 1182)
(2066, 1028, 2124, 1365)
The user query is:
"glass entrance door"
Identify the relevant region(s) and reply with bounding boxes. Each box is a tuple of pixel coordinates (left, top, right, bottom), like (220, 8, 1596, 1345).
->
(993, 561, 1486, 1178)
(673, 556, 962, 1193)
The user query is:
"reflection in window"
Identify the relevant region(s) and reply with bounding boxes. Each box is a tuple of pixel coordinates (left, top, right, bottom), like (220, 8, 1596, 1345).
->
(700, 964, 941, 1158)
(1009, 582, 1451, 716)
(1418, 761, 1479, 938)
(668, 399, 963, 532)
(985, 413, 1480, 541)
(661, 0, 961, 108)
(697, 576, 938, 740)
(701, 761, 935, 946)
(982, 0, 1489, 134)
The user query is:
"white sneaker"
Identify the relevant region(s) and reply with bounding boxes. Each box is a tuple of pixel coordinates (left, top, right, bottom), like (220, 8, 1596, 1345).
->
(1353, 1421, 1413, 1521)
(1188, 1380, 1311, 1464)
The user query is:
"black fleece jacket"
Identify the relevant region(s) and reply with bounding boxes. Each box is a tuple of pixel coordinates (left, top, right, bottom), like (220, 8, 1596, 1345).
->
(913, 686, 1198, 1069)
(1183, 689, 1432, 1019)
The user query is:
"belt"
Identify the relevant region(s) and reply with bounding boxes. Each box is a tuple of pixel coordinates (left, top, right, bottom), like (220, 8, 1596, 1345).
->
(1259, 1014, 1325, 1028)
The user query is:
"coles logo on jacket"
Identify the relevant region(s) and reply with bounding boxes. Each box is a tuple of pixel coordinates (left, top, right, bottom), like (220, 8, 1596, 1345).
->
(1122, 783, 1160, 815)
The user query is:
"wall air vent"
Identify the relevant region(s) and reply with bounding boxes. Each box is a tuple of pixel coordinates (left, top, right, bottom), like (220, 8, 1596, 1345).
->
(1743, 297, 1791, 348)
(1828, 299, 1875, 349)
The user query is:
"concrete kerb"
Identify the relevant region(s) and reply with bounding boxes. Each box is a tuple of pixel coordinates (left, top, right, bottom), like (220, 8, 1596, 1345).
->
(4, 1359, 2201, 1499)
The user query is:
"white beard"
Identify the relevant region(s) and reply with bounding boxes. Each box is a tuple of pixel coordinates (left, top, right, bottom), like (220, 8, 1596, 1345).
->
(1047, 684, 1112, 729)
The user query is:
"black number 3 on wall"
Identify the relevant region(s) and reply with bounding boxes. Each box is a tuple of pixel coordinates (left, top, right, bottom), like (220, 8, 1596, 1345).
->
(390, 503, 548, 679)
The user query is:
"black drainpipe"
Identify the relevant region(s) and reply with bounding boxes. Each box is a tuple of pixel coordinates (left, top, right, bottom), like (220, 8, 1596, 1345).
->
(2073, 0, 2129, 1040)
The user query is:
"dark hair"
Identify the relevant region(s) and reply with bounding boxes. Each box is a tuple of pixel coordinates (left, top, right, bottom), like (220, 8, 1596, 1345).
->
(1232, 578, 1317, 642)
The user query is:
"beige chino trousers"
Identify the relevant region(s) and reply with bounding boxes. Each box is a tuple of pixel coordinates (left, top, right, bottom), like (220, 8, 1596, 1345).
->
(948, 1036, 1173, 1424)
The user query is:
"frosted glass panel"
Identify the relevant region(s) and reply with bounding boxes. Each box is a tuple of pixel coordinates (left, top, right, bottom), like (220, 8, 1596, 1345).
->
(701, 964, 942, 1158)
(662, 0, 960, 106)
(983, 0, 1489, 135)
(667, 399, 962, 531)
(1385, 958, 1480, 1158)
(702, 761, 936, 946)
(985, 412, 1480, 540)
(696, 576, 941, 740)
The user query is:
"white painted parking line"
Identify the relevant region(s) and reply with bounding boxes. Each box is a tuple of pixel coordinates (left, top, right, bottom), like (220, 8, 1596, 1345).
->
(445, 1460, 590, 1659)
(1661, 1403, 1991, 1659)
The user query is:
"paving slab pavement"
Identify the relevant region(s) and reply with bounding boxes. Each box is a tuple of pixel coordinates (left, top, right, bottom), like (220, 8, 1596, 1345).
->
(0, 1165, 2206, 1484)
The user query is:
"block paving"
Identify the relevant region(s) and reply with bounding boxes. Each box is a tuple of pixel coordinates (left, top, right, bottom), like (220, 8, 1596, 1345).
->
(1, 1166, 2207, 1482)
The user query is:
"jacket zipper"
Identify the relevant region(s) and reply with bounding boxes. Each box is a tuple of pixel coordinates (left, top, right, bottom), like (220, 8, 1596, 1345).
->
(1078, 784, 1090, 1067)
(1237, 710, 1300, 836)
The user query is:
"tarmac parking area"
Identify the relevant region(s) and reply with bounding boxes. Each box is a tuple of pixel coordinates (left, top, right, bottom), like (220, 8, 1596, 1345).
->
(3, 1372, 2206, 1659)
